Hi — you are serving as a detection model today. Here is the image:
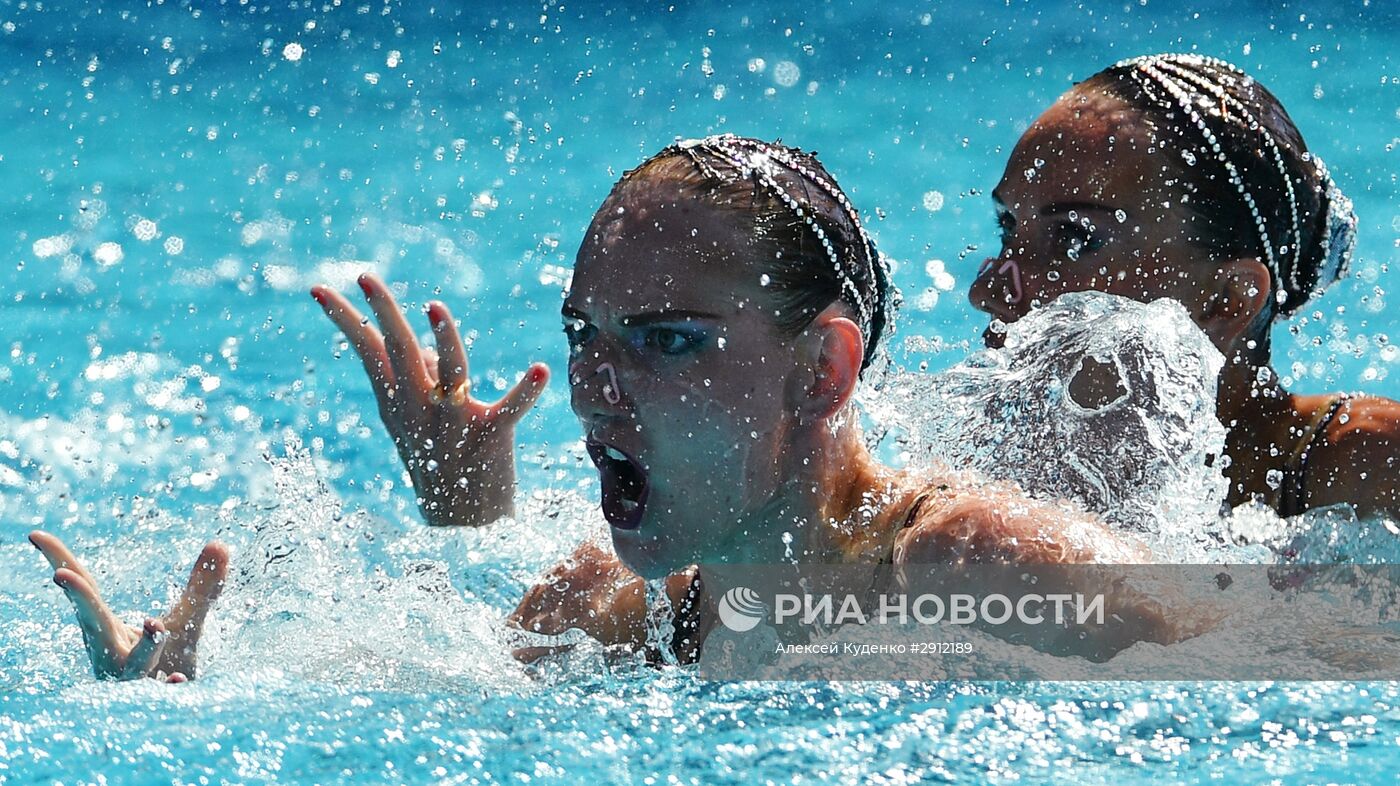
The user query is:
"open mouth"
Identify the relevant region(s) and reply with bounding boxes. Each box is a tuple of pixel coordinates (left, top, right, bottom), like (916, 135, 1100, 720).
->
(586, 438, 650, 530)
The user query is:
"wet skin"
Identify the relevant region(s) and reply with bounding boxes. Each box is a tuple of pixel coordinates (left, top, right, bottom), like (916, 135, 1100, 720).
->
(971, 88, 1400, 517)
(32, 159, 1193, 680)
(507, 178, 1166, 663)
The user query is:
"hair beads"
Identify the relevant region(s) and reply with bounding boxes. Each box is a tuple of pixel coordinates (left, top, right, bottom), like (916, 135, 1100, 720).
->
(1115, 53, 1357, 308)
(664, 134, 893, 366)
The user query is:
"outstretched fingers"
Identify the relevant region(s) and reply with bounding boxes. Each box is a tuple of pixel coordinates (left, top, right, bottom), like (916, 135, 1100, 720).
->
(50, 567, 124, 651)
(487, 364, 550, 427)
(357, 273, 433, 405)
(165, 541, 231, 636)
(29, 530, 99, 587)
(311, 284, 397, 398)
(427, 301, 471, 398)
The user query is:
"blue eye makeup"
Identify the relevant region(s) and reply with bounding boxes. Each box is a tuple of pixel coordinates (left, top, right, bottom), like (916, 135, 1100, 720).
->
(635, 325, 708, 356)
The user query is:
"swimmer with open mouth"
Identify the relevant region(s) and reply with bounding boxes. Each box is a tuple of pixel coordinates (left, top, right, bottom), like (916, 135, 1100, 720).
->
(33, 136, 1178, 678)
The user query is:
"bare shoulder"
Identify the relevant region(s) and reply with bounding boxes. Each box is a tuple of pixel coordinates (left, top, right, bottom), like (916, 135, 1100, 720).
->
(1307, 394, 1400, 516)
(891, 472, 1148, 565)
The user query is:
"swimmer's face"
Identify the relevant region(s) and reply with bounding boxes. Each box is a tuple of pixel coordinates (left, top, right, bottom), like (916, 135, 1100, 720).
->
(970, 88, 1265, 350)
(565, 183, 811, 579)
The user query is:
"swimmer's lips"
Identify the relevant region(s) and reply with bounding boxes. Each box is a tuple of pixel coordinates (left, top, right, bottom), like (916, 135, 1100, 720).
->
(586, 439, 650, 530)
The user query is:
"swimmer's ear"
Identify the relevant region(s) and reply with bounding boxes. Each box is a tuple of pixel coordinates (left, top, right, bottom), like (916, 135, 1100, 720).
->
(791, 303, 864, 422)
(1197, 257, 1272, 353)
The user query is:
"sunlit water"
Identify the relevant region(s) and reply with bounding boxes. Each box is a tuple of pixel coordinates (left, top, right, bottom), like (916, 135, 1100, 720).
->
(3, 2, 1399, 783)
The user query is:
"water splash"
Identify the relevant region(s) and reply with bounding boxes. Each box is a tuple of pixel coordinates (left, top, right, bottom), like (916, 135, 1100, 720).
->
(872, 293, 1233, 559)
(643, 577, 680, 667)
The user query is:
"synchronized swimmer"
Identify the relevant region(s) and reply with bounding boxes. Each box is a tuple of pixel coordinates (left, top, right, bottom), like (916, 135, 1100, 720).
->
(971, 54, 1400, 519)
(27, 54, 1400, 681)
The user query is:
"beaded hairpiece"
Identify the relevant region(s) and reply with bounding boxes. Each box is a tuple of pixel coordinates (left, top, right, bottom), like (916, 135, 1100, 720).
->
(1116, 53, 1357, 306)
(1309, 153, 1358, 298)
(663, 134, 893, 365)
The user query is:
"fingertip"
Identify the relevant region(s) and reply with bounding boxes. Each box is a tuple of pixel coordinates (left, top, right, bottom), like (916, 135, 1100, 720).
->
(143, 617, 166, 637)
(309, 285, 327, 305)
(426, 301, 450, 327)
(166, 672, 188, 684)
(529, 363, 549, 385)
(202, 540, 232, 563)
(357, 272, 374, 295)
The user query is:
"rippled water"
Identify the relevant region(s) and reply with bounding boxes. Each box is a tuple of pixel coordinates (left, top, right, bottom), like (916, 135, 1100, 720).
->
(3, 1, 1399, 783)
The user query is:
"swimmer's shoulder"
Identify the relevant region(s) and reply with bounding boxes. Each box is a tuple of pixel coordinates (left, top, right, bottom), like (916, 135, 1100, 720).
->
(888, 469, 1149, 565)
(1301, 392, 1400, 517)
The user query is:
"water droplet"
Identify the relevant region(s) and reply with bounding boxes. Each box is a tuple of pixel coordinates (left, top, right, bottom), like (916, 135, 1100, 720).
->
(1114, 209, 1128, 223)
(1265, 468, 1284, 490)
(772, 61, 801, 88)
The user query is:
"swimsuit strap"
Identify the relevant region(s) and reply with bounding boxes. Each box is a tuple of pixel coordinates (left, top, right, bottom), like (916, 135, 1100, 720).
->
(669, 567, 705, 663)
(878, 490, 933, 566)
(902, 491, 933, 531)
(1278, 393, 1351, 517)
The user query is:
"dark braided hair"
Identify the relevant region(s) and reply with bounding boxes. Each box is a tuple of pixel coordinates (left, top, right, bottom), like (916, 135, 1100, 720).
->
(594, 134, 899, 374)
(1078, 54, 1356, 320)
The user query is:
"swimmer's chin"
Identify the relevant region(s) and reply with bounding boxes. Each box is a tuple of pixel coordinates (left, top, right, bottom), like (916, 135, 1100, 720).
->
(608, 523, 676, 580)
(982, 325, 1007, 349)
(612, 545, 678, 581)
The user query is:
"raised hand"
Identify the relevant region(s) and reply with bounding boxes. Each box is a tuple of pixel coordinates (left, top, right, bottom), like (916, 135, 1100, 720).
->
(311, 272, 549, 527)
(29, 531, 229, 682)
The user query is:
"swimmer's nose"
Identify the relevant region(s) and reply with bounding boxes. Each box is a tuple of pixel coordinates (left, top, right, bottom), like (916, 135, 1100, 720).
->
(969, 256, 1024, 324)
(568, 355, 630, 421)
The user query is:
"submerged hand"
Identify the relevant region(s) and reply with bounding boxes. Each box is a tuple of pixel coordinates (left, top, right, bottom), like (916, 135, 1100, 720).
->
(29, 531, 229, 682)
(311, 272, 549, 527)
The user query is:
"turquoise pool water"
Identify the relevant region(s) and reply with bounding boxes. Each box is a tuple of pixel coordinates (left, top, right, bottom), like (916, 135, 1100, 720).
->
(2, 1, 1398, 783)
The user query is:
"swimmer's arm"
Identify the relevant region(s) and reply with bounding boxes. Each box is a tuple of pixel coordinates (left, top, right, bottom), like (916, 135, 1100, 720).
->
(893, 487, 1150, 565)
(506, 543, 695, 663)
(27, 531, 229, 682)
(1305, 397, 1400, 519)
(312, 273, 549, 528)
(892, 490, 1203, 659)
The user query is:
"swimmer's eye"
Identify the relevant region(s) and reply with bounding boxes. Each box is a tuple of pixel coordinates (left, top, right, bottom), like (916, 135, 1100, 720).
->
(995, 210, 1015, 246)
(640, 326, 706, 356)
(1055, 221, 1106, 261)
(563, 321, 597, 355)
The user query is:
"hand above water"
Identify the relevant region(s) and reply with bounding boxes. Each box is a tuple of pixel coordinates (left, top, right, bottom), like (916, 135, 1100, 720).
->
(29, 531, 230, 682)
(311, 272, 550, 527)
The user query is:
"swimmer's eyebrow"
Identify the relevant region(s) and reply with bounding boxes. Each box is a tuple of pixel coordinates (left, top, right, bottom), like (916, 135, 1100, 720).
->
(560, 305, 721, 325)
(1041, 201, 1118, 217)
(620, 309, 721, 327)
